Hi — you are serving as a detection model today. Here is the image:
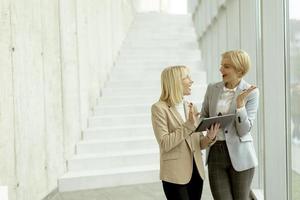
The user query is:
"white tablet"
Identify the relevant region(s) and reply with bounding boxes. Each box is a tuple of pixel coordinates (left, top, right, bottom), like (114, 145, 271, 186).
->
(195, 114, 236, 132)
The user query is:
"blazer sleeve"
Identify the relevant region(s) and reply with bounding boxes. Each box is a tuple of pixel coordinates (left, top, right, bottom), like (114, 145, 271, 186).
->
(235, 88, 259, 137)
(151, 104, 196, 153)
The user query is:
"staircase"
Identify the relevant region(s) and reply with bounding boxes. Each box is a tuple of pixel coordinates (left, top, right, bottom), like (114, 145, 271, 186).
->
(58, 13, 207, 192)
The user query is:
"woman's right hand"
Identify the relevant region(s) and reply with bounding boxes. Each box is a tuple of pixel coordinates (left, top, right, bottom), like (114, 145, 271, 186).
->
(206, 123, 220, 140)
(188, 102, 199, 124)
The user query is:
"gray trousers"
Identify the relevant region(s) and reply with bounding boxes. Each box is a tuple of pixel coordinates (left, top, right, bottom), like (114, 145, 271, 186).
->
(208, 141, 254, 200)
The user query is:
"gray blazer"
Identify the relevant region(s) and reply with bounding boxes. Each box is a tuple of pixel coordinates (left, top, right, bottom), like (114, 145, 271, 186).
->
(201, 79, 259, 171)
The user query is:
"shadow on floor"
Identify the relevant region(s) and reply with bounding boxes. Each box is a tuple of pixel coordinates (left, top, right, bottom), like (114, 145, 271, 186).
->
(52, 181, 213, 200)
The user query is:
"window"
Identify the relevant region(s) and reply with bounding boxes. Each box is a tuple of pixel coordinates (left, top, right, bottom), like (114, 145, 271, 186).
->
(289, 0, 300, 199)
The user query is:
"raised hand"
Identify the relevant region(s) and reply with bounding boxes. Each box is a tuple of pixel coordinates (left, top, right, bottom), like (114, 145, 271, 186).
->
(188, 102, 198, 125)
(236, 85, 257, 108)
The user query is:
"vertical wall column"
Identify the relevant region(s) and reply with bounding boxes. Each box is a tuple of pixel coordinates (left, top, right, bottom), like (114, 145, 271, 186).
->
(41, 0, 65, 193)
(261, 0, 288, 199)
(59, 0, 82, 160)
(0, 0, 16, 199)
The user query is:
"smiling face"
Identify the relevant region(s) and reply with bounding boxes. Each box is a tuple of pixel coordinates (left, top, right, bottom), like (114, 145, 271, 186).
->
(220, 57, 242, 88)
(182, 68, 194, 96)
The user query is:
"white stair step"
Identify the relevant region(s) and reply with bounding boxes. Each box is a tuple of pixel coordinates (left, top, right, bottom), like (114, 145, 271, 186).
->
(94, 102, 201, 116)
(124, 37, 197, 42)
(94, 104, 150, 115)
(97, 95, 157, 105)
(112, 66, 202, 72)
(125, 35, 197, 41)
(102, 85, 207, 97)
(76, 137, 157, 154)
(58, 165, 159, 192)
(110, 71, 206, 81)
(0, 186, 8, 200)
(106, 77, 206, 88)
(122, 42, 199, 49)
(120, 49, 200, 55)
(114, 59, 202, 66)
(88, 114, 151, 127)
(102, 87, 160, 96)
(106, 80, 161, 88)
(117, 54, 199, 60)
(113, 63, 203, 71)
(130, 27, 195, 33)
(126, 28, 195, 34)
(83, 125, 153, 140)
(68, 149, 159, 171)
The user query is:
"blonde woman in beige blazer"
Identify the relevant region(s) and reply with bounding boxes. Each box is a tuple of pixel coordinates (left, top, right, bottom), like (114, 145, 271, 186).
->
(151, 65, 220, 200)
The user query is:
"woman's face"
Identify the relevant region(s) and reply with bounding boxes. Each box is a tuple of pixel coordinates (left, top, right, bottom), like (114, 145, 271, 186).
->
(182, 69, 194, 96)
(219, 57, 240, 85)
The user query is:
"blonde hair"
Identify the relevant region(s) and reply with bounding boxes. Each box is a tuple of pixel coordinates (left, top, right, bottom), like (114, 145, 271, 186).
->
(159, 65, 188, 107)
(222, 50, 251, 77)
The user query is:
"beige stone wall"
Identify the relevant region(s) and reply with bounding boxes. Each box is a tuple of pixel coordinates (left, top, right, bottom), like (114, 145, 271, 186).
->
(0, 1, 135, 199)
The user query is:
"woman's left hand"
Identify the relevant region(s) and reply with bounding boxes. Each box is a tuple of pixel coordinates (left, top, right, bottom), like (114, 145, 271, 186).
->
(236, 85, 257, 108)
(206, 123, 220, 140)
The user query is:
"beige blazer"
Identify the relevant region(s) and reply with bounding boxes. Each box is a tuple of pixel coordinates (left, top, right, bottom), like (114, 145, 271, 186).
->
(151, 100, 215, 184)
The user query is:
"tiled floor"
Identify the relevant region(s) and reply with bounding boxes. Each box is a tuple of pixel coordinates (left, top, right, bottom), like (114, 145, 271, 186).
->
(52, 179, 213, 200)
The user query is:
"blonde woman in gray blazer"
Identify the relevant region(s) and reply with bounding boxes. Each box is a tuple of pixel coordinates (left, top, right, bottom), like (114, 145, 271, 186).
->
(201, 50, 259, 200)
(151, 65, 220, 200)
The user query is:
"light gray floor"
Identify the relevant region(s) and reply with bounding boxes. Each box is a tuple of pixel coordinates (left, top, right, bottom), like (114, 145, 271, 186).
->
(51, 180, 213, 200)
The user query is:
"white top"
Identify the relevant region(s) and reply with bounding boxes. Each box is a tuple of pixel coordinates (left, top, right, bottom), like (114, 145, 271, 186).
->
(175, 101, 186, 120)
(216, 86, 237, 140)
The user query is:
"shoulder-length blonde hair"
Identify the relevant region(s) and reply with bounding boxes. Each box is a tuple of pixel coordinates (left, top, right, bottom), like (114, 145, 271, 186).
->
(159, 65, 188, 107)
(222, 50, 251, 77)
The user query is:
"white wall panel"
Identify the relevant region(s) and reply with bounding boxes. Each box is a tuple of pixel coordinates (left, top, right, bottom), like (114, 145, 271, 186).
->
(240, 0, 257, 83)
(240, 0, 260, 189)
(217, 10, 227, 54)
(10, 0, 47, 199)
(86, 0, 102, 108)
(59, 0, 82, 161)
(211, 22, 219, 82)
(226, 0, 240, 49)
(76, 0, 91, 130)
(40, 0, 65, 192)
(261, 0, 287, 198)
(0, 1, 17, 200)
(0, 0, 135, 199)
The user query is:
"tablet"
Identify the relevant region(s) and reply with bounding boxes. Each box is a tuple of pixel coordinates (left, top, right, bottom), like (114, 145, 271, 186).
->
(195, 114, 236, 132)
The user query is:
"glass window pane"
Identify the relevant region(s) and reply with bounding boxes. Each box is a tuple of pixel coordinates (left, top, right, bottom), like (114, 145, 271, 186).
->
(289, 0, 300, 199)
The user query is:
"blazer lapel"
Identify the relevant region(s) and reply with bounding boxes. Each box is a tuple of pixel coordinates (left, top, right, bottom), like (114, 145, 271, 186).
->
(183, 101, 189, 121)
(169, 106, 184, 124)
(183, 101, 194, 151)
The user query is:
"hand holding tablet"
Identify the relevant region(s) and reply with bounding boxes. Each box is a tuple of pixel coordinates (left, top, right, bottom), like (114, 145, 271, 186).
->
(195, 114, 236, 132)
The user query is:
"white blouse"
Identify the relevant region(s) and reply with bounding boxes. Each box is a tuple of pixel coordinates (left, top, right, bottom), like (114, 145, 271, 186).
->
(175, 101, 186, 120)
(215, 86, 237, 140)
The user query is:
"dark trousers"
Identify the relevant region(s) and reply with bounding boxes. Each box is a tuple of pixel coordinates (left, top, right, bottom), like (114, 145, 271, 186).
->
(162, 160, 203, 200)
(208, 141, 254, 200)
